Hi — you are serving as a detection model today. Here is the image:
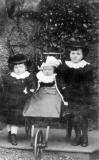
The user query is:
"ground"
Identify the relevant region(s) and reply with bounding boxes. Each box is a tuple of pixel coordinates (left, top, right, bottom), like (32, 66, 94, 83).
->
(0, 127, 98, 160)
(0, 147, 74, 160)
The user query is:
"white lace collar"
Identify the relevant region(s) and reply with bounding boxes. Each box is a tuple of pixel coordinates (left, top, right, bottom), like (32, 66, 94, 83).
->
(10, 71, 30, 79)
(36, 71, 56, 83)
(65, 60, 90, 69)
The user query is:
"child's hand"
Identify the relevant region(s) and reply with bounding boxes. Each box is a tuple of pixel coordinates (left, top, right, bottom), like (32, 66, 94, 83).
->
(64, 101, 68, 106)
(23, 88, 28, 94)
(30, 89, 34, 93)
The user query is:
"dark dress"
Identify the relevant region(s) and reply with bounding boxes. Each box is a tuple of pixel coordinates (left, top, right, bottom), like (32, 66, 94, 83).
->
(2, 72, 37, 125)
(56, 60, 94, 142)
(56, 61, 94, 115)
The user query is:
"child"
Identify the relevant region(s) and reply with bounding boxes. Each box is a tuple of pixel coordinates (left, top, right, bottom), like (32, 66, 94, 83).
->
(2, 54, 37, 145)
(57, 43, 93, 147)
(23, 56, 68, 120)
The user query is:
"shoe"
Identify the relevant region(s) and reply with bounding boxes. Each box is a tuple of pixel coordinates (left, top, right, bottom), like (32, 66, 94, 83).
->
(65, 134, 71, 142)
(11, 134, 17, 145)
(65, 130, 72, 142)
(81, 142, 88, 147)
(81, 136, 88, 147)
(72, 137, 81, 146)
(8, 131, 11, 142)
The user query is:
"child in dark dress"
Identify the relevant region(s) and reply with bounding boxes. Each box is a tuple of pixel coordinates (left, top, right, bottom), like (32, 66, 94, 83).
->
(57, 44, 93, 147)
(2, 54, 37, 145)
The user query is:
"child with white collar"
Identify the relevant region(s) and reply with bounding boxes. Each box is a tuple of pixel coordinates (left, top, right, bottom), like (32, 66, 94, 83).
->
(3, 54, 37, 145)
(57, 44, 93, 147)
(23, 56, 68, 119)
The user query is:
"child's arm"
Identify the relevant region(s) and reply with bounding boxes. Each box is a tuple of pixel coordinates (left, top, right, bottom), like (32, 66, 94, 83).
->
(56, 62, 69, 75)
(78, 64, 94, 105)
(56, 75, 69, 104)
(25, 73, 38, 95)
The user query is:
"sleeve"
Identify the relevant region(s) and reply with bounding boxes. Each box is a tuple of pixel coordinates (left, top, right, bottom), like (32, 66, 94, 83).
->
(82, 65, 94, 106)
(2, 74, 9, 96)
(56, 63, 71, 85)
(56, 62, 69, 75)
(56, 75, 69, 102)
(0, 75, 7, 121)
(0, 74, 10, 112)
(26, 73, 38, 94)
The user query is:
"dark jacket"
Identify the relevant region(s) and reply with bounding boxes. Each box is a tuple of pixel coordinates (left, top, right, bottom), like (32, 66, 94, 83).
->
(2, 72, 37, 125)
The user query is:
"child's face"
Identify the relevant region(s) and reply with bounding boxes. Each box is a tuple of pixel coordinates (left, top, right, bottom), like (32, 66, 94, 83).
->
(70, 49, 83, 63)
(13, 64, 26, 75)
(43, 66, 54, 76)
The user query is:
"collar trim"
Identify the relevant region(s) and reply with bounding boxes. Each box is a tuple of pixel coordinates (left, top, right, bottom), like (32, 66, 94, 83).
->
(10, 71, 30, 79)
(65, 60, 90, 69)
(36, 71, 56, 83)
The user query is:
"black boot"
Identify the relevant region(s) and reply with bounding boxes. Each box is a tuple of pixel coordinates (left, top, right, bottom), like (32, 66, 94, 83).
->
(11, 134, 17, 145)
(72, 136, 81, 146)
(81, 129, 88, 147)
(81, 135, 88, 147)
(80, 118, 88, 147)
(8, 131, 11, 142)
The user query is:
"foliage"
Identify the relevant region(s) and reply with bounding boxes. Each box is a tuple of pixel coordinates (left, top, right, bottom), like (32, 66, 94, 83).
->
(37, 0, 97, 52)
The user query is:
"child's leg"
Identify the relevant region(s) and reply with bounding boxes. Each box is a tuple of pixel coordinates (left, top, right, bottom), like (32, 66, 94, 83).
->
(7, 124, 11, 142)
(66, 116, 73, 141)
(80, 116, 88, 147)
(7, 124, 18, 134)
(7, 125, 18, 145)
(7, 124, 11, 132)
(10, 125, 18, 145)
(72, 113, 81, 146)
(11, 125, 18, 135)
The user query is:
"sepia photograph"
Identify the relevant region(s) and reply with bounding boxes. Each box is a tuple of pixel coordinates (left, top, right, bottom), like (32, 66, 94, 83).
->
(0, 0, 98, 159)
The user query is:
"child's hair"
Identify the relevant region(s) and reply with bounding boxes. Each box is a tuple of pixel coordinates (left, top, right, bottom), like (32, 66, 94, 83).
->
(8, 54, 32, 71)
(67, 42, 89, 58)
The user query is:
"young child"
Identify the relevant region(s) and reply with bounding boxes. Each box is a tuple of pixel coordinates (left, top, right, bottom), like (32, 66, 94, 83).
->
(57, 43, 93, 147)
(23, 56, 68, 120)
(2, 54, 37, 145)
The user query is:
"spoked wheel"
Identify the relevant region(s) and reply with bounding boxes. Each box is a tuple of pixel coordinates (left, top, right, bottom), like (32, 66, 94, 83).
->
(45, 126, 50, 146)
(34, 129, 44, 160)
